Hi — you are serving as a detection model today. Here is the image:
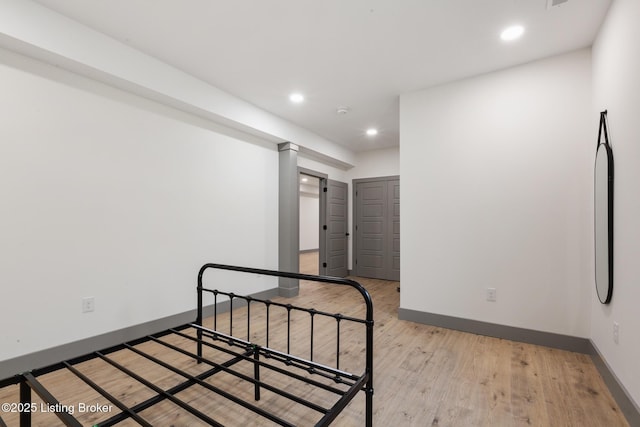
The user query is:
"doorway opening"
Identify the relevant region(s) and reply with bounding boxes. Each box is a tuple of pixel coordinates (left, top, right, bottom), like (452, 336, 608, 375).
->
(297, 167, 348, 278)
(299, 173, 321, 275)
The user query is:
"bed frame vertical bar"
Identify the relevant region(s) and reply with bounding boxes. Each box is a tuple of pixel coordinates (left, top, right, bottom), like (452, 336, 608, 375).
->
(335, 315, 342, 370)
(196, 268, 204, 362)
(366, 317, 374, 427)
(309, 310, 315, 362)
(229, 294, 234, 336)
(286, 305, 292, 355)
(19, 378, 30, 427)
(253, 345, 261, 401)
(246, 297, 251, 341)
(213, 291, 218, 331)
(265, 302, 271, 348)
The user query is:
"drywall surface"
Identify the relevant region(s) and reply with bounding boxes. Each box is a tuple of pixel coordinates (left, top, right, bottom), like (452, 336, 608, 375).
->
(300, 191, 320, 251)
(0, 48, 278, 361)
(349, 147, 400, 180)
(400, 49, 592, 337)
(591, 0, 640, 410)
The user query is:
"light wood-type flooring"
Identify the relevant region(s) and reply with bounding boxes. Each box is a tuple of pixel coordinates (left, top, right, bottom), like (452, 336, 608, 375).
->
(299, 250, 320, 276)
(299, 251, 628, 426)
(0, 252, 629, 426)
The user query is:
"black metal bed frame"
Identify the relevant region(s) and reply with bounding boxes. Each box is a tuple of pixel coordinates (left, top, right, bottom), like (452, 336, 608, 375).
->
(0, 264, 374, 426)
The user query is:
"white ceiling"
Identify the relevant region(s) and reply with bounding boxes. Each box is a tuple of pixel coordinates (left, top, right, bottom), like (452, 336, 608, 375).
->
(33, 0, 612, 152)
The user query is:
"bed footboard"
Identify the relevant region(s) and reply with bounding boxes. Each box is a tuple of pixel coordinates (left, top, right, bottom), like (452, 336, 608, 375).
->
(196, 263, 374, 427)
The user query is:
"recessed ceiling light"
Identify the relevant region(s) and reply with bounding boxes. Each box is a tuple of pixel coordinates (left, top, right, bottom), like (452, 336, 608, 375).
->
(289, 93, 304, 103)
(366, 128, 378, 136)
(500, 25, 525, 41)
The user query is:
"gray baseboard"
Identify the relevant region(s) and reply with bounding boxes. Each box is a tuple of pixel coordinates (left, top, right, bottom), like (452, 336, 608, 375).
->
(588, 342, 640, 427)
(299, 249, 319, 254)
(398, 308, 590, 353)
(398, 307, 640, 426)
(278, 286, 299, 298)
(0, 287, 279, 380)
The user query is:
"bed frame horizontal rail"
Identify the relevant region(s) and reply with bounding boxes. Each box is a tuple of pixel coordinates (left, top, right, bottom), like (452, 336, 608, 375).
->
(192, 324, 360, 382)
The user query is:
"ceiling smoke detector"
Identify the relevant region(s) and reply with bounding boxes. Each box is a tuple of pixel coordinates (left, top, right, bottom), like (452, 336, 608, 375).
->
(336, 107, 350, 115)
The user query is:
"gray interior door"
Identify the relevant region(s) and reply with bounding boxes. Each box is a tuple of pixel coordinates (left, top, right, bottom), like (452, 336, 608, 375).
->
(354, 177, 400, 280)
(325, 179, 348, 277)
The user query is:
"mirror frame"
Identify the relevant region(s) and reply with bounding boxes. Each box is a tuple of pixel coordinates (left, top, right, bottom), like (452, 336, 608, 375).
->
(594, 110, 614, 304)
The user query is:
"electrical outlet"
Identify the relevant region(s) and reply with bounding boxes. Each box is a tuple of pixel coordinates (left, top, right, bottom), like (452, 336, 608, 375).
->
(486, 288, 497, 302)
(82, 297, 95, 313)
(613, 322, 619, 344)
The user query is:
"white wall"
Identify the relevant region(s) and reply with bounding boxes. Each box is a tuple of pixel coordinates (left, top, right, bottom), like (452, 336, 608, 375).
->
(349, 147, 400, 180)
(400, 49, 593, 337)
(298, 146, 399, 184)
(0, 48, 279, 361)
(300, 185, 320, 251)
(591, 0, 640, 408)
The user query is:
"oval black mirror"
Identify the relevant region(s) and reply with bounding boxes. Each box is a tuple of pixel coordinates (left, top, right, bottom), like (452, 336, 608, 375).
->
(594, 111, 613, 304)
